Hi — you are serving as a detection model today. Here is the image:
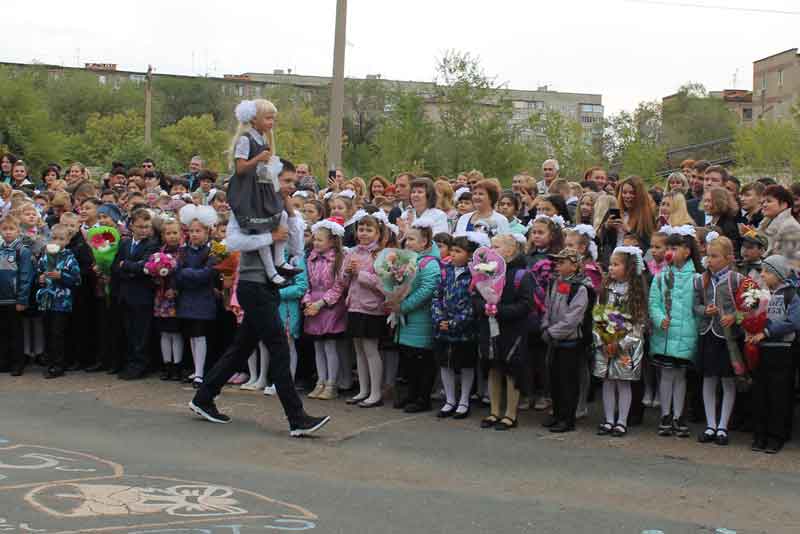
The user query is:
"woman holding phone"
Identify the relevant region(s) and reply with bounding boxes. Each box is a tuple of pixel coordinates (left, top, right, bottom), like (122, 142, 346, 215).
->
(597, 176, 656, 267)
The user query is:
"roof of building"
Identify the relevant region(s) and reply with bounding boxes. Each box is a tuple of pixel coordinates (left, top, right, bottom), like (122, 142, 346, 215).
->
(753, 48, 799, 64)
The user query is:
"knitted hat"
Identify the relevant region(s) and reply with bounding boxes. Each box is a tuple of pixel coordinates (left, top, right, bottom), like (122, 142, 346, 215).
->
(97, 203, 123, 223)
(762, 254, 793, 282)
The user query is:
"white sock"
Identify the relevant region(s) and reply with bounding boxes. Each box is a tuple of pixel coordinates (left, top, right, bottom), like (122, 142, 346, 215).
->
(160, 333, 172, 364)
(273, 238, 288, 267)
(384, 350, 399, 387)
(170, 333, 183, 364)
(314, 340, 328, 383)
(258, 245, 282, 283)
(288, 337, 298, 380)
(353, 338, 370, 400)
(617, 381, 632, 426)
(672, 368, 687, 419)
(659, 368, 675, 417)
(440, 368, 457, 406)
(245, 352, 258, 385)
(719, 377, 736, 431)
(602, 380, 616, 424)
(458, 369, 475, 410)
(259, 343, 270, 387)
(190, 336, 206, 379)
(326, 339, 340, 385)
(703, 376, 719, 428)
(363, 338, 383, 403)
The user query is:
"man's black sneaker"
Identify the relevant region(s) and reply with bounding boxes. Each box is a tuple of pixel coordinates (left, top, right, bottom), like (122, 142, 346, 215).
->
(673, 416, 690, 438)
(657, 415, 673, 436)
(289, 414, 331, 437)
(189, 400, 231, 424)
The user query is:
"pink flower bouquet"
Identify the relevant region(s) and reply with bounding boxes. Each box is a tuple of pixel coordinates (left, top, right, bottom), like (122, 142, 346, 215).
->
(469, 247, 507, 338)
(144, 252, 178, 278)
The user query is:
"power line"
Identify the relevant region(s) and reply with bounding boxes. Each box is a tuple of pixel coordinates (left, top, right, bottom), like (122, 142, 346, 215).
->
(624, 0, 800, 15)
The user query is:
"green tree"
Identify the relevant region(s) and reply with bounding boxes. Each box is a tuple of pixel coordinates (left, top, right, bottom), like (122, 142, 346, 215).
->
(153, 77, 228, 128)
(342, 78, 389, 173)
(661, 83, 737, 152)
(71, 110, 144, 167)
(734, 119, 800, 177)
(0, 67, 65, 171)
(603, 101, 666, 180)
(527, 110, 600, 179)
(159, 114, 229, 172)
(276, 104, 328, 181)
(366, 92, 433, 177)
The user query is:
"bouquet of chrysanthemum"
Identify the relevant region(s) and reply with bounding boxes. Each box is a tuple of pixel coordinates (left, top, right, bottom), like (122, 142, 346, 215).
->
(87, 226, 120, 275)
(210, 240, 240, 277)
(735, 276, 771, 371)
(469, 247, 507, 338)
(592, 303, 634, 365)
(374, 248, 418, 328)
(144, 252, 177, 278)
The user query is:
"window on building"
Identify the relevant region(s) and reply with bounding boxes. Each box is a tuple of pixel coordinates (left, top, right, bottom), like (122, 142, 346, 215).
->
(581, 104, 594, 113)
(129, 74, 146, 84)
(743, 108, 753, 121)
(762, 76, 767, 90)
(778, 70, 784, 87)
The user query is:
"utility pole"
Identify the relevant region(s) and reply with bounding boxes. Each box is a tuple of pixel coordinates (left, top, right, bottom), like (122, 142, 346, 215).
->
(144, 65, 153, 146)
(326, 0, 347, 174)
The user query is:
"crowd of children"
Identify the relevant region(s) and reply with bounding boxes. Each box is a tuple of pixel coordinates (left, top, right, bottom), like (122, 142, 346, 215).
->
(2, 100, 800, 453)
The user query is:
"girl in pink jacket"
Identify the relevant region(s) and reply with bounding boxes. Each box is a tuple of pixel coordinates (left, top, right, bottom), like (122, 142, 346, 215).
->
(303, 217, 348, 400)
(341, 213, 387, 407)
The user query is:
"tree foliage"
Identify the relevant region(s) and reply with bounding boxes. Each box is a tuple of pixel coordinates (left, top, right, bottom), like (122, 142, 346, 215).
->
(734, 119, 800, 177)
(159, 114, 229, 172)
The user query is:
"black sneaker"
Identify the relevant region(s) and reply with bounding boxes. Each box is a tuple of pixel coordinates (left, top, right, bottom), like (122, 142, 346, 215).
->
(189, 400, 231, 424)
(751, 436, 767, 452)
(674, 416, 690, 438)
(765, 438, 784, 454)
(658, 415, 673, 436)
(289, 414, 331, 437)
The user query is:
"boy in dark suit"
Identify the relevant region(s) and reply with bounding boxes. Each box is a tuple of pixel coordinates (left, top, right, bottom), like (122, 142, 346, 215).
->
(112, 208, 159, 380)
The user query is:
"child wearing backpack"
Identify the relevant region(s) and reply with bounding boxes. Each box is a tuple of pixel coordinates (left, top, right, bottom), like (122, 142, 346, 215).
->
(594, 246, 649, 437)
(477, 233, 535, 430)
(649, 225, 702, 438)
(525, 214, 565, 411)
(694, 234, 744, 446)
(541, 247, 592, 433)
(749, 255, 800, 454)
(432, 233, 487, 418)
(0, 215, 35, 375)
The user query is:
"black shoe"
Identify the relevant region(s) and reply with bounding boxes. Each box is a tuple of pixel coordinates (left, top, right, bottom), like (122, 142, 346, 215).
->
(494, 417, 517, 431)
(189, 399, 231, 424)
(436, 403, 455, 418)
(107, 366, 122, 375)
(358, 399, 384, 409)
(160, 363, 172, 381)
(480, 415, 500, 429)
(268, 274, 291, 288)
(119, 368, 146, 380)
(404, 402, 431, 414)
(715, 429, 729, 446)
(611, 424, 628, 437)
(10, 364, 25, 377)
(66, 361, 83, 371)
(393, 397, 410, 410)
(541, 415, 559, 428)
(751, 437, 767, 452)
(549, 421, 575, 433)
(85, 363, 105, 373)
(698, 427, 716, 444)
(275, 263, 302, 277)
(452, 404, 471, 419)
(765, 438, 784, 454)
(673, 416, 690, 438)
(289, 414, 331, 437)
(44, 366, 64, 379)
(658, 415, 673, 436)
(597, 422, 613, 436)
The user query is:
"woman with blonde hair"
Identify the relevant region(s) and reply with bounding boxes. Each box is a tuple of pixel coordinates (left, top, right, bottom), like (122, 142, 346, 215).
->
(592, 193, 617, 233)
(346, 177, 367, 201)
(434, 179, 458, 229)
(664, 172, 689, 195)
(659, 191, 694, 227)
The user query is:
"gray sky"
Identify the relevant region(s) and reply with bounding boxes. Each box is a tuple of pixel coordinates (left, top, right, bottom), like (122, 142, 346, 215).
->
(5, 0, 799, 115)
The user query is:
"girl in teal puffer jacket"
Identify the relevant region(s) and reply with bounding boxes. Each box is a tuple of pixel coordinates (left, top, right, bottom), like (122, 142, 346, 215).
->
(394, 221, 441, 413)
(648, 228, 703, 438)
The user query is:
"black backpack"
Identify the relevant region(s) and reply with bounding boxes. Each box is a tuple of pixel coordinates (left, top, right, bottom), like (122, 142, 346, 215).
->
(572, 280, 597, 358)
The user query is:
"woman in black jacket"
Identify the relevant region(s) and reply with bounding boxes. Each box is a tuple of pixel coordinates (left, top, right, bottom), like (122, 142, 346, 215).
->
(704, 186, 741, 257)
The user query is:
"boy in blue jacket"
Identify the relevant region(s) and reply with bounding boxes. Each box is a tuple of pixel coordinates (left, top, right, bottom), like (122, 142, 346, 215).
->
(0, 215, 35, 375)
(36, 224, 81, 378)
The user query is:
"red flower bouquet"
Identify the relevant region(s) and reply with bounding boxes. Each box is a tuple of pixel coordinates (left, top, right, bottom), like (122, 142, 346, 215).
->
(734, 277, 770, 371)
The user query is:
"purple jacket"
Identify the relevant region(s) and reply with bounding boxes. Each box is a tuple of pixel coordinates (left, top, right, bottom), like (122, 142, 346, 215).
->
(302, 248, 347, 336)
(343, 242, 386, 316)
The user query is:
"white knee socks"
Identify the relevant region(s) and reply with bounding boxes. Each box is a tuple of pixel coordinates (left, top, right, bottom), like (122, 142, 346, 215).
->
(702, 376, 737, 430)
(363, 338, 383, 403)
(458, 369, 475, 412)
(659, 367, 687, 418)
(160, 332, 183, 364)
(258, 245, 282, 284)
(602, 380, 632, 426)
(353, 338, 371, 401)
(189, 336, 206, 380)
(440, 368, 457, 406)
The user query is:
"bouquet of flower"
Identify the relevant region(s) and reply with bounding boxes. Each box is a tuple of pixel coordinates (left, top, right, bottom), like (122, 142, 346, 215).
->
(210, 240, 240, 277)
(592, 303, 634, 366)
(44, 243, 60, 273)
(374, 248, 419, 328)
(86, 226, 120, 275)
(144, 252, 178, 278)
(469, 247, 507, 338)
(735, 276, 771, 371)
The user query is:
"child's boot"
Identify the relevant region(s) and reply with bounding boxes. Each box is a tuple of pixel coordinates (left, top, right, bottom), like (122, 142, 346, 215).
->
(318, 382, 338, 400)
(307, 382, 325, 399)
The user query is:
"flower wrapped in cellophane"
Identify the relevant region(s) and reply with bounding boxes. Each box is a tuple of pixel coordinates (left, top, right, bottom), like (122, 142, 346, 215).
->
(374, 248, 418, 328)
(469, 247, 507, 338)
(735, 276, 770, 372)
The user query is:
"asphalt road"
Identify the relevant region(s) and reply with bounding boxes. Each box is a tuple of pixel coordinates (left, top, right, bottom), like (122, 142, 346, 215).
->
(0, 373, 797, 534)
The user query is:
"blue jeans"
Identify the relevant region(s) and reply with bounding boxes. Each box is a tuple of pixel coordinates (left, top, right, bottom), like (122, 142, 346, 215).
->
(195, 281, 304, 426)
